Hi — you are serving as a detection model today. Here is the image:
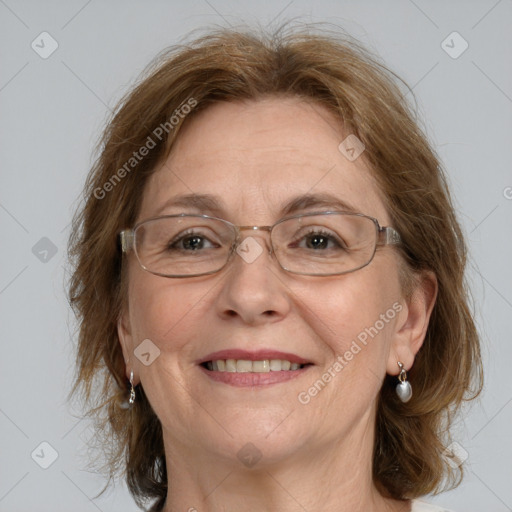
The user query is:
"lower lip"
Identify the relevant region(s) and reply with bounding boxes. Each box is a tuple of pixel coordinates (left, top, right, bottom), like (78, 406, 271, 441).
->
(198, 365, 311, 387)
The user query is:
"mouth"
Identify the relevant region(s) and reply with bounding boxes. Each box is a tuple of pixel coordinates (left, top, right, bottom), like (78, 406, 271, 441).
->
(200, 359, 310, 372)
(197, 349, 313, 387)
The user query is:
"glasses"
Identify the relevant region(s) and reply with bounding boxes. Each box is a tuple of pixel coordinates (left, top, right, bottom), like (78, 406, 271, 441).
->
(119, 211, 401, 278)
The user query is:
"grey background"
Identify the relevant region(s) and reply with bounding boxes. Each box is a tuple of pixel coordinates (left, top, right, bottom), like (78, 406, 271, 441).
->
(1, 1, 511, 511)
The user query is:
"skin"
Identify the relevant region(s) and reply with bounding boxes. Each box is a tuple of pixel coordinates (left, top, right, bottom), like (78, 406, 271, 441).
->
(118, 97, 437, 512)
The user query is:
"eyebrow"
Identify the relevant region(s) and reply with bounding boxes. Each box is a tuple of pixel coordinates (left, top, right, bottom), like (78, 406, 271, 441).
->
(152, 192, 359, 219)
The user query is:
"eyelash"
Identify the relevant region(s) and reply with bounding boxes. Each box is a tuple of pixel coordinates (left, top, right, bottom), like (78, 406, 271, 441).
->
(168, 229, 218, 249)
(290, 228, 345, 248)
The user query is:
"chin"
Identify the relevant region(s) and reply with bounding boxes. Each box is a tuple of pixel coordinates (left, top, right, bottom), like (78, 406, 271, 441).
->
(192, 410, 318, 468)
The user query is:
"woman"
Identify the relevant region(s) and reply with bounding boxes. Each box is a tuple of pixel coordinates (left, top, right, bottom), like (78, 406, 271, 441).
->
(68, 25, 482, 512)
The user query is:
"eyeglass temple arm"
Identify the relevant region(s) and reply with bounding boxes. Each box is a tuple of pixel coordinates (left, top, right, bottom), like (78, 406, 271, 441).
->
(120, 230, 134, 253)
(379, 226, 401, 246)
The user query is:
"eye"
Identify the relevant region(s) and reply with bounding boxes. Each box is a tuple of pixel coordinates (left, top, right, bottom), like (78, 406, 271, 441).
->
(291, 228, 347, 251)
(168, 229, 220, 251)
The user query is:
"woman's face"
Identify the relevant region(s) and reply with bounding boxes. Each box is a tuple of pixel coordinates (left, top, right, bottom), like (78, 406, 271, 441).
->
(119, 97, 410, 468)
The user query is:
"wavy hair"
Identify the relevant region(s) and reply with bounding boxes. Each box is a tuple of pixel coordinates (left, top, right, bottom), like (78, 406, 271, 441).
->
(67, 24, 483, 511)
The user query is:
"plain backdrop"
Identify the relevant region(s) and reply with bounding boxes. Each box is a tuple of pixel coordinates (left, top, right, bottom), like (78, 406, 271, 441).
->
(1, 1, 511, 511)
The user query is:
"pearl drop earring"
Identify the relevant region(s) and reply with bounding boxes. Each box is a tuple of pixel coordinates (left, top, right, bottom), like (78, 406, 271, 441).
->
(396, 362, 412, 403)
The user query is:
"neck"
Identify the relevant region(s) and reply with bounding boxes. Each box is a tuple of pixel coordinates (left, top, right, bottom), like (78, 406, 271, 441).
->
(160, 409, 411, 512)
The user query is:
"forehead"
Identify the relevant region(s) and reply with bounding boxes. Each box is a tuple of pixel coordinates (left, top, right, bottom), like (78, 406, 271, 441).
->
(138, 97, 388, 224)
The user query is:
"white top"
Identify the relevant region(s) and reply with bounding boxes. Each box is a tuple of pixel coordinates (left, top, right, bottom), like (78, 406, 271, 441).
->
(411, 500, 454, 512)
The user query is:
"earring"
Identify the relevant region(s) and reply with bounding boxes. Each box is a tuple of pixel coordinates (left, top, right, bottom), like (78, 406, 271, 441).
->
(395, 362, 412, 403)
(128, 370, 136, 405)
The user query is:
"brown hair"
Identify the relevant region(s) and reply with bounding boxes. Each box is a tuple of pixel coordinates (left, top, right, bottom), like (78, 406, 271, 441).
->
(67, 24, 482, 510)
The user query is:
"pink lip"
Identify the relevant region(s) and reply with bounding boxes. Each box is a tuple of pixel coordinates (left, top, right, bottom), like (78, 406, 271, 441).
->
(197, 349, 310, 365)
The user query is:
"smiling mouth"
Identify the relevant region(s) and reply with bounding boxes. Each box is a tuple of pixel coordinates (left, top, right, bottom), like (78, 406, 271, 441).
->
(201, 359, 312, 373)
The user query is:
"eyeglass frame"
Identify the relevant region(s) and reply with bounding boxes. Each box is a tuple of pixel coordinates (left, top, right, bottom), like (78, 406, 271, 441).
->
(119, 210, 402, 278)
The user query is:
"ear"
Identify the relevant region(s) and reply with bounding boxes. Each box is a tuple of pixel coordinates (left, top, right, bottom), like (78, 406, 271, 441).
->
(387, 271, 438, 375)
(117, 307, 135, 381)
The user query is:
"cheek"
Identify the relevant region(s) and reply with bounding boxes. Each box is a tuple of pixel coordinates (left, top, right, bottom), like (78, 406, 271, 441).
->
(127, 272, 208, 352)
(126, 275, 213, 427)
(298, 263, 402, 379)
(303, 270, 398, 338)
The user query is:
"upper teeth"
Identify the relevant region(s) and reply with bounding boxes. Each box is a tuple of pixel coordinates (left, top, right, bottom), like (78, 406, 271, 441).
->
(206, 359, 303, 372)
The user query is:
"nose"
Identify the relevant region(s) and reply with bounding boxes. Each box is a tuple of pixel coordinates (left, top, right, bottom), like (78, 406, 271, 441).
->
(214, 234, 291, 325)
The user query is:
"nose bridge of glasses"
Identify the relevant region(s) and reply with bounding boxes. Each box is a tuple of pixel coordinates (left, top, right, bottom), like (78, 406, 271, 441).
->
(237, 225, 273, 232)
(235, 225, 273, 252)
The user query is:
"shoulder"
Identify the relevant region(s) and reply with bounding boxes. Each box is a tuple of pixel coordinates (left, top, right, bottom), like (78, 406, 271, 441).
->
(411, 499, 455, 512)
